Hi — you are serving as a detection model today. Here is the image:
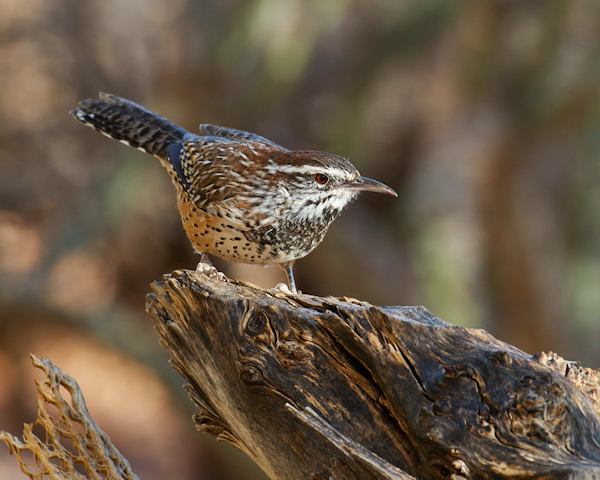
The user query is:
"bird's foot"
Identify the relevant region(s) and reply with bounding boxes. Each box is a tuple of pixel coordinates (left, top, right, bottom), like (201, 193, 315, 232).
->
(272, 283, 299, 294)
(273, 282, 291, 294)
(195, 258, 228, 283)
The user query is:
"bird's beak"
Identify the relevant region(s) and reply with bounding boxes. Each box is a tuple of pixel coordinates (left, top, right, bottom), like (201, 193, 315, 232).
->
(343, 176, 397, 197)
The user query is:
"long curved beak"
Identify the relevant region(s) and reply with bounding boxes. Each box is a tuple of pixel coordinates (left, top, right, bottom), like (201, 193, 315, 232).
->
(343, 176, 397, 197)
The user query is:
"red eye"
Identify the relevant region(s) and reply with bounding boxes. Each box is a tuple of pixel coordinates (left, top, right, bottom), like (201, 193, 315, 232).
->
(315, 173, 329, 185)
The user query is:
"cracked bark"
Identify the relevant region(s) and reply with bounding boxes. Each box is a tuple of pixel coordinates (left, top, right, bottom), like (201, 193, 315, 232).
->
(146, 270, 600, 480)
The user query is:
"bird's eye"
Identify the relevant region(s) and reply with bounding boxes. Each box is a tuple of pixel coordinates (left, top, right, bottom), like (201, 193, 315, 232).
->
(315, 173, 329, 185)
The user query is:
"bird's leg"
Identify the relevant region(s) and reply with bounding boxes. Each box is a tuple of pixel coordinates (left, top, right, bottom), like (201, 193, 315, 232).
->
(276, 261, 297, 294)
(195, 252, 214, 273)
(196, 253, 212, 269)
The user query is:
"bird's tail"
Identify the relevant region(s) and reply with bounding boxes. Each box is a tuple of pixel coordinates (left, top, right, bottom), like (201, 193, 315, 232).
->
(71, 93, 187, 157)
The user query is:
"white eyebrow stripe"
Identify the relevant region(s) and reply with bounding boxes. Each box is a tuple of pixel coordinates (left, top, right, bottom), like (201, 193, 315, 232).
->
(265, 164, 354, 176)
(265, 164, 322, 174)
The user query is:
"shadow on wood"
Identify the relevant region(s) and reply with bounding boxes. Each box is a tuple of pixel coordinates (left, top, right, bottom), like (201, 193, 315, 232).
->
(145, 270, 600, 480)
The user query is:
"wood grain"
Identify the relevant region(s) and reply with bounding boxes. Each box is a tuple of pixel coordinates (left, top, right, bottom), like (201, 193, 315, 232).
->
(146, 270, 600, 479)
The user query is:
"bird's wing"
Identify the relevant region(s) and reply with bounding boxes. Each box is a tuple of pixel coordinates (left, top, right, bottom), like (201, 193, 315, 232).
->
(169, 137, 285, 209)
(198, 124, 285, 148)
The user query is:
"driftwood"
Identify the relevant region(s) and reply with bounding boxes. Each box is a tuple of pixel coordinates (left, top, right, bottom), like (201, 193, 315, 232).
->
(145, 270, 600, 480)
(0, 356, 138, 480)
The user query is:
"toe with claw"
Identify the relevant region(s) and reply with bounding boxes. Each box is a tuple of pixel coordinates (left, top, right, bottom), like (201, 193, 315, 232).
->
(195, 254, 228, 282)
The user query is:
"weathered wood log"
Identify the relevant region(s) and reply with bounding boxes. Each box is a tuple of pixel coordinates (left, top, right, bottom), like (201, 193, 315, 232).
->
(146, 270, 600, 480)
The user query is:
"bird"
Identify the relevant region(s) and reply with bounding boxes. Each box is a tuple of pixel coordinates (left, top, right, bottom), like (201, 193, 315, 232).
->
(71, 93, 397, 293)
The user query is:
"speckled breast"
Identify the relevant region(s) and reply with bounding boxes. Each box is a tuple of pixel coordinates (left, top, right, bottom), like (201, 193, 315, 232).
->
(177, 193, 315, 265)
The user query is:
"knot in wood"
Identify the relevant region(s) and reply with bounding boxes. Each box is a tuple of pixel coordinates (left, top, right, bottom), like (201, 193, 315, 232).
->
(239, 362, 265, 385)
(241, 306, 277, 346)
(245, 311, 269, 337)
(240, 305, 311, 363)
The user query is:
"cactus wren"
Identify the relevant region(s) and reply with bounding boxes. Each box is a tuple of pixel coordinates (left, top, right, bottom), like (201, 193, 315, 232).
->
(72, 93, 396, 292)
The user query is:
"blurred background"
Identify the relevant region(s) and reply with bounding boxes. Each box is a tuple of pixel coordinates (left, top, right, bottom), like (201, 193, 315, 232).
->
(0, 0, 599, 478)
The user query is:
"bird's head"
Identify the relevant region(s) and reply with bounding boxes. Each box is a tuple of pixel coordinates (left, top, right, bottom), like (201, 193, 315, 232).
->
(266, 150, 397, 224)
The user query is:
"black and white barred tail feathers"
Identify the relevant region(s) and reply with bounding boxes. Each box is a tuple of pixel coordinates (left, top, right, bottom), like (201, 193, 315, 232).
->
(71, 93, 187, 157)
(71, 93, 285, 160)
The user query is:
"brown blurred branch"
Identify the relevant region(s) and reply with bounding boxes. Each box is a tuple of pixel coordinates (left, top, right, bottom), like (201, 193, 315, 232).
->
(0, 356, 137, 480)
(146, 270, 600, 479)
